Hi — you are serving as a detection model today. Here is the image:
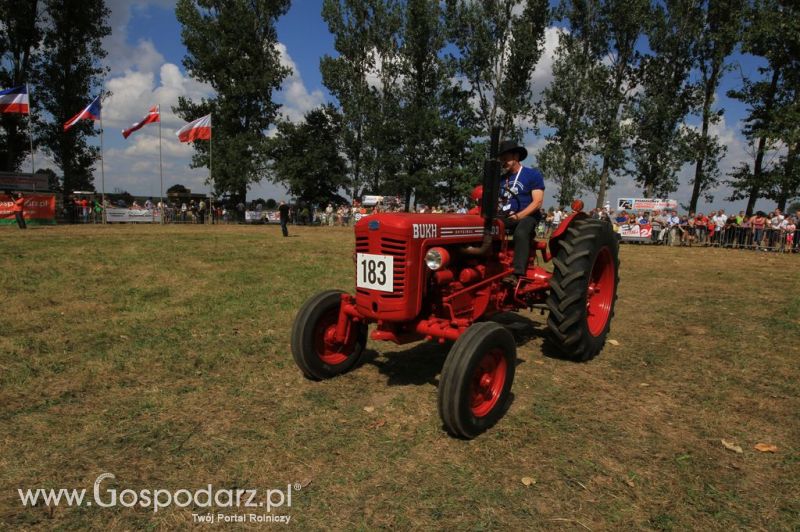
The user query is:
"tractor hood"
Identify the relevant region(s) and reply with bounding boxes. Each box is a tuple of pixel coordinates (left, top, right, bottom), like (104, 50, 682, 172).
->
(355, 212, 488, 240)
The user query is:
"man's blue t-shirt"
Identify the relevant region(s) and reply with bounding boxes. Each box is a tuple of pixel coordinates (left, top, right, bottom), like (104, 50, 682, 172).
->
(502, 166, 545, 213)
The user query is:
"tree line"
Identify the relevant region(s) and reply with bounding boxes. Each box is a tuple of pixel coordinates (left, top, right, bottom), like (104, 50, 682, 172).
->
(1, 0, 798, 215)
(0, 0, 109, 193)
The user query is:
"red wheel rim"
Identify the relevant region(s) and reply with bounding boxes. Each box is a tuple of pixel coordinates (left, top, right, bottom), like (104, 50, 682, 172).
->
(469, 348, 508, 418)
(586, 246, 615, 336)
(313, 311, 354, 365)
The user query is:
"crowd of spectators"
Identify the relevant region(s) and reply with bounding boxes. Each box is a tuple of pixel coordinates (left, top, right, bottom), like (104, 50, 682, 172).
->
(56, 192, 800, 254)
(573, 206, 799, 252)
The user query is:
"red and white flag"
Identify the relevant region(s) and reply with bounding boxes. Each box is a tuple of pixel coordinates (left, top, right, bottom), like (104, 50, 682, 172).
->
(176, 114, 211, 142)
(122, 105, 160, 139)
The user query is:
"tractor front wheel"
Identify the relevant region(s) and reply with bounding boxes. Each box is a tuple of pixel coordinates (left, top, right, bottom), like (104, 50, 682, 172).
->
(291, 290, 367, 380)
(438, 322, 516, 438)
(546, 219, 620, 361)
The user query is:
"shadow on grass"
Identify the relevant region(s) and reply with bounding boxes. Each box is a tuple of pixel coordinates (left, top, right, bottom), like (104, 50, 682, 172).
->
(362, 312, 551, 387)
(493, 310, 590, 363)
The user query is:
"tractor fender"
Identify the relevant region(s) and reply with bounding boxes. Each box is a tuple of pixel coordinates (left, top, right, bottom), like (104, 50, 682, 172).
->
(548, 211, 589, 258)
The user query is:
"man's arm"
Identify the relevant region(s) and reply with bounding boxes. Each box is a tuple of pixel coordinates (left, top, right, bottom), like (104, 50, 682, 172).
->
(511, 189, 544, 221)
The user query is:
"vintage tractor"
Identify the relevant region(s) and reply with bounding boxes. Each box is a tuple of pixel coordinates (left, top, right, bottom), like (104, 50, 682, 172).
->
(291, 132, 619, 438)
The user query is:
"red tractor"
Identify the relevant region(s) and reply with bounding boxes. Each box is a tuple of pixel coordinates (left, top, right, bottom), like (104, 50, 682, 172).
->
(291, 133, 619, 438)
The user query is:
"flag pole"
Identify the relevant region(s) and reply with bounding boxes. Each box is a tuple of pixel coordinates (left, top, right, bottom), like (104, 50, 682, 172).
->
(26, 83, 35, 175)
(158, 104, 164, 224)
(99, 91, 106, 224)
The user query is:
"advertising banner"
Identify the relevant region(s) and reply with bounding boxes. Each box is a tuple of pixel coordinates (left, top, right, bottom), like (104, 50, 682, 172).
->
(245, 210, 264, 222)
(618, 223, 653, 240)
(361, 195, 383, 206)
(616, 198, 677, 211)
(0, 194, 56, 225)
(106, 208, 161, 223)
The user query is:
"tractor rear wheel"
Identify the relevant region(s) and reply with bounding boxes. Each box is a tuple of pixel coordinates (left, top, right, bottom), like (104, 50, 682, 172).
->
(291, 290, 367, 380)
(546, 219, 620, 361)
(438, 322, 516, 438)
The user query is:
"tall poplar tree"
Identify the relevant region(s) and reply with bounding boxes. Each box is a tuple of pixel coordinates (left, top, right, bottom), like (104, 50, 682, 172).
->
(320, 0, 381, 199)
(392, 0, 476, 209)
(35, 0, 110, 193)
(628, 0, 702, 197)
(174, 0, 291, 201)
(687, 0, 744, 212)
(571, 0, 648, 209)
(539, 28, 601, 206)
(0, 0, 42, 173)
(726, 0, 799, 214)
(446, 0, 549, 140)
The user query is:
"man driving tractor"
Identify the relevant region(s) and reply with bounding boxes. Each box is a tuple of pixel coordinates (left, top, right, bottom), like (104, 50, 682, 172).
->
(494, 140, 545, 286)
(291, 129, 618, 438)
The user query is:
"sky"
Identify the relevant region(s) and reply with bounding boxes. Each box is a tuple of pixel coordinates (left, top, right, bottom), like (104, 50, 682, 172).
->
(32, 0, 780, 213)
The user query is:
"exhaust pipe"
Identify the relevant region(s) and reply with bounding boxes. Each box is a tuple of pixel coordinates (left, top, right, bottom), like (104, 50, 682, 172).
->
(464, 127, 502, 256)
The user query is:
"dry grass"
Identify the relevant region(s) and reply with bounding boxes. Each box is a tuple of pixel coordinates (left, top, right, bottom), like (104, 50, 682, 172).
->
(1, 224, 798, 530)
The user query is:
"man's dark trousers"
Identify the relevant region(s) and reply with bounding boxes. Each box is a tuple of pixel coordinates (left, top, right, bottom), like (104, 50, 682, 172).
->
(280, 219, 288, 237)
(15, 212, 27, 229)
(506, 213, 540, 275)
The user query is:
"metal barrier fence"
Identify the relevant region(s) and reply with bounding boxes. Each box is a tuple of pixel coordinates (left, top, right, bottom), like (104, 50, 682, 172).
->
(642, 225, 798, 252)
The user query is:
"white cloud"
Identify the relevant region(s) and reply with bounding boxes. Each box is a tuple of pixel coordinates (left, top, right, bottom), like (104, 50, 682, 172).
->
(530, 26, 563, 98)
(102, 59, 215, 195)
(276, 43, 325, 122)
(104, 0, 173, 75)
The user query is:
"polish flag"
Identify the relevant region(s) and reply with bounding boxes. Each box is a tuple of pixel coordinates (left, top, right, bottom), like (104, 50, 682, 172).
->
(64, 95, 102, 131)
(176, 114, 211, 142)
(122, 105, 160, 139)
(0, 86, 30, 114)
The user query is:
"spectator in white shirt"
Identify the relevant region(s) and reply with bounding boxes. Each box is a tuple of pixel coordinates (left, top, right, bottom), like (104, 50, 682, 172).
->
(553, 207, 563, 226)
(668, 211, 680, 226)
(712, 209, 727, 244)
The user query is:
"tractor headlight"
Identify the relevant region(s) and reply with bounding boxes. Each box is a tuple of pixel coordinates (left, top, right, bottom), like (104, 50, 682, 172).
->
(425, 247, 449, 271)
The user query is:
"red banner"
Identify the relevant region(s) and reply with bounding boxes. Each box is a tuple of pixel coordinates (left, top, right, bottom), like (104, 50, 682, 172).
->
(0, 194, 56, 224)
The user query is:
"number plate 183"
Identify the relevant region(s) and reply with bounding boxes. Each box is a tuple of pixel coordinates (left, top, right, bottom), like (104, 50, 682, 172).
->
(356, 253, 394, 292)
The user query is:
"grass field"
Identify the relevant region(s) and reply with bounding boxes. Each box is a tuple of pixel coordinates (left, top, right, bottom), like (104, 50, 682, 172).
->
(1, 224, 798, 530)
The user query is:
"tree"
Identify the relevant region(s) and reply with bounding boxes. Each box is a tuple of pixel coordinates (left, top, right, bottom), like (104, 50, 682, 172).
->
(572, 0, 649, 208)
(174, 0, 291, 202)
(35, 167, 60, 192)
(167, 184, 189, 194)
(540, 19, 602, 206)
(727, 0, 800, 215)
(627, 0, 702, 198)
(320, 0, 382, 199)
(0, 0, 42, 173)
(390, 0, 478, 210)
(762, 60, 800, 211)
(446, 0, 549, 140)
(35, 0, 109, 193)
(685, 0, 744, 212)
(267, 105, 348, 206)
(265, 198, 277, 209)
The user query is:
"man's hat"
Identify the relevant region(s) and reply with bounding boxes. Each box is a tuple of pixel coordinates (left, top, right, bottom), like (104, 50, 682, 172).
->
(497, 140, 527, 161)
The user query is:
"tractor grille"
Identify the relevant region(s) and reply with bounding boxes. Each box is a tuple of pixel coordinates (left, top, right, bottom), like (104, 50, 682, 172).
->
(380, 237, 406, 299)
(354, 235, 406, 300)
(355, 236, 370, 297)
